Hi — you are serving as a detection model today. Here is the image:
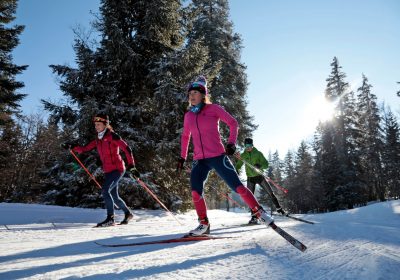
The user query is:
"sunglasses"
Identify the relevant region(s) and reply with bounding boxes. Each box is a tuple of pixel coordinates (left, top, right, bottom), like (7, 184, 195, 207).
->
(93, 117, 108, 123)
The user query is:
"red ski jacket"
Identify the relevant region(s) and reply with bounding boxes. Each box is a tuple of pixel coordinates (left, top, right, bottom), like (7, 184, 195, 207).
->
(73, 129, 135, 174)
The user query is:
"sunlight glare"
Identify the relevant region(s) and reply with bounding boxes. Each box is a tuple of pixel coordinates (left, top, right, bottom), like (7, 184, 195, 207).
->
(295, 95, 336, 137)
(307, 95, 335, 123)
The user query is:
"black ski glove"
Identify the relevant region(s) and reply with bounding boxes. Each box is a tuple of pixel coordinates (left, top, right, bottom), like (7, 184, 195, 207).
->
(254, 163, 261, 169)
(127, 165, 140, 178)
(225, 143, 236, 155)
(61, 142, 76, 150)
(176, 157, 185, 173)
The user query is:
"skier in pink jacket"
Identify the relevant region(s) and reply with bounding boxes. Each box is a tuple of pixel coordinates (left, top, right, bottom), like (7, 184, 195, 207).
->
(177, 76, 274, 236)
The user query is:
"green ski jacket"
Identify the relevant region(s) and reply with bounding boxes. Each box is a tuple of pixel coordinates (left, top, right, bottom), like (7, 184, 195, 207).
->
(235, 147, 269, 177)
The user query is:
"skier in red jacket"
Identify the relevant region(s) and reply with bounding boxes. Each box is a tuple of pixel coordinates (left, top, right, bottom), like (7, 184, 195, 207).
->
(63, 114, 139, 227)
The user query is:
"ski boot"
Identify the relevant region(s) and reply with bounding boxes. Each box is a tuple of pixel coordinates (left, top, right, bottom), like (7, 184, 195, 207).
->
(188, 217, 210, 236)
(276, 207, 286, 215)
(253, 206, 274, 225)
(96, 214, 115, 227)
(120, 212, 134, 225)
(248, 215, 259, 225)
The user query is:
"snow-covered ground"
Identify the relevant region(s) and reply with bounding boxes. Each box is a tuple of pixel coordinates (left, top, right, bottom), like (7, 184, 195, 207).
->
(1, 201, 399, 280)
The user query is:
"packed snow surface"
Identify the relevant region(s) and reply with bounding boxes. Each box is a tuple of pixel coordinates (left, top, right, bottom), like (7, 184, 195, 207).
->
(1, 201, 399, 279)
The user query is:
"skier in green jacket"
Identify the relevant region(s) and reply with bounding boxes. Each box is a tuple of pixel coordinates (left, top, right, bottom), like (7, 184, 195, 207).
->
(235, 138, 285, 224)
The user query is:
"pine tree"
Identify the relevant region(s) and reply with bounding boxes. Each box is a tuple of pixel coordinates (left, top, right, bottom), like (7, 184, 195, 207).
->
(8, 115, 45, 201)
(381, 107, 400, 199)
(355, 74, 383, 201)
(290, 141, 314, 213)
(282, 150, 296, 212)
(188, 0, 256, 143)
(270, 150, 283, 184)
(262, 150, 285, 209)
(43, 0, 210, 209)
(324, 57, 362, 209)
(0, 0, 27, 201)
(0, 0, 27, 126)
(313, 122, 342, 211)
(0, 120, 23, 201)
(2, 115, 65, 202)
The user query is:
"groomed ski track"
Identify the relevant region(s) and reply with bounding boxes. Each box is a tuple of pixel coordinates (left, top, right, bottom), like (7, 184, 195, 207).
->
(0, 201, 399, 279)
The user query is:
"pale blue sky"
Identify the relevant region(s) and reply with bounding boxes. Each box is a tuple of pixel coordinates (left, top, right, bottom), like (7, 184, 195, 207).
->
(13, 0, 400, 156)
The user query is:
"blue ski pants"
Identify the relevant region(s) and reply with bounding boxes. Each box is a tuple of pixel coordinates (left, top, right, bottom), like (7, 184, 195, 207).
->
(190, 155, 242, 195)
(102, 170, 130, 216)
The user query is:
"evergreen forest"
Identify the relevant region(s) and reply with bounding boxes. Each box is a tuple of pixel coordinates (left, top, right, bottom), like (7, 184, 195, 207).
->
(1, 0, 399, 214)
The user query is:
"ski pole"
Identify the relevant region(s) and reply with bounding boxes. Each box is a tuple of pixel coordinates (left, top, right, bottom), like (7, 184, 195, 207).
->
(265, 177, 288, 194)
(184, 167, 246, 210)
(70, 149, 102, 189)
(208, 184, 246, 209)
(233, 153, 288, 194)
(70, 150, 121, 210)
(130, 175, 183, 226)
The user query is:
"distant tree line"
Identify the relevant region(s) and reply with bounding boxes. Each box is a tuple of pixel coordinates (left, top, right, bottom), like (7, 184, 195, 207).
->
(1, 0, 399, 214)
(260, 58, 400, 213)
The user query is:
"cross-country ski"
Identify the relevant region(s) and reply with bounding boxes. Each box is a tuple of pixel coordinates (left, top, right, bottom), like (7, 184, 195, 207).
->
(2, 202, 399, 279)
(277, 213, 315, 225)
(95, 234, 233, 247)
(269, 222, 307, 252)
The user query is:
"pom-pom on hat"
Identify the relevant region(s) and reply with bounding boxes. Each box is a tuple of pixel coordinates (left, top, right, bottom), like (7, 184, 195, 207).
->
(93, 114, 109, 125)
(188, 76, 208, 96)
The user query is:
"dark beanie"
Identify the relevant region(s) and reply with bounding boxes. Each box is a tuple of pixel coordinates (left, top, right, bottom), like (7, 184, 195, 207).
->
(244, 138, 253, 145)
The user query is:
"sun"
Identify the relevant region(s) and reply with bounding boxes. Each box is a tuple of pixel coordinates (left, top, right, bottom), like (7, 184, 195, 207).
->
(297, 95, 336, 135)
(306, 95, 336, 123)
(289, 94, 337, 142)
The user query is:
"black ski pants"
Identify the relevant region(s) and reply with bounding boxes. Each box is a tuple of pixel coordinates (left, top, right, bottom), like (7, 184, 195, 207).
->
(247, 175, 281, 209)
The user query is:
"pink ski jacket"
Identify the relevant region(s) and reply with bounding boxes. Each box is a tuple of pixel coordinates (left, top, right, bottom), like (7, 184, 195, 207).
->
(180, 104, 238, 160)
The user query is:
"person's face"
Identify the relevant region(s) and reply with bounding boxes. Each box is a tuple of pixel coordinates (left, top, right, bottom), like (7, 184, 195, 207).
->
(245, 145, 253, 152)
(188, 90, 203, 106)
(94, 122, 106, 133)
